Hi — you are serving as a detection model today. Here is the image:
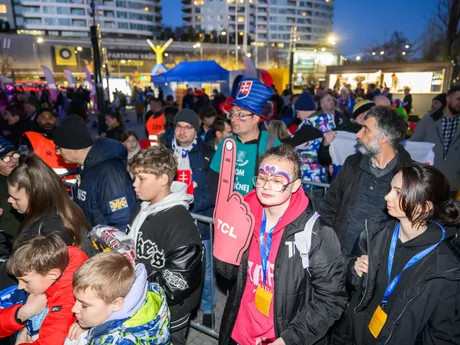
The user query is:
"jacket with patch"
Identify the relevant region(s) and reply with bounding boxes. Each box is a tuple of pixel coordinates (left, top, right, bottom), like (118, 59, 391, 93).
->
(75, 138, 136, 232)
(331, 219, 460, 345)
(127, 182, 203, 331)
(217, 189, 347, 345)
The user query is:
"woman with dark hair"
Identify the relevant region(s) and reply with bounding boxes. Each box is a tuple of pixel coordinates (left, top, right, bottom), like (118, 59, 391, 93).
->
(335, 164, 460, 345)
(2, 104, 31, 147)
(103, 111, 125, 142)
(7, 154, 93, 254)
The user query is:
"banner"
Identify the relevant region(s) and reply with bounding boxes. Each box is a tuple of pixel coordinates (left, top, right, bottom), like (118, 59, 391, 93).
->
(83, 66, 94, 93)
(41, 66, 58, 103)
(64, 69, 76, 87)
(55, 46, 77, 66)
(330, 131, 435, 174)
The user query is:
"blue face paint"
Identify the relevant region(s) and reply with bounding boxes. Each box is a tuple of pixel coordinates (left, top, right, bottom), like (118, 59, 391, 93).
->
(258, 164, 291, 184)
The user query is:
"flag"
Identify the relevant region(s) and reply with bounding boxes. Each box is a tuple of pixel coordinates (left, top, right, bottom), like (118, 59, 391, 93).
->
(64, 70, 76, 87)
(55, 46, 77, 66)
(41, 66, 58, 103)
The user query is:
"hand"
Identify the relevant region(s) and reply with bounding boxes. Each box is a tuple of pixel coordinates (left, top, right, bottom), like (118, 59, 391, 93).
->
(268, 337, 286, 345)
(213, 138, 255, 266)
(354, 255, 369, 277)
(15, 329, 32, 344)
(17, 294, 48, 322)
(68, 322, 87, 341)
(100, 132, 107, 138)
(323, 131, 337, 146)
(0, 207, 3, 216)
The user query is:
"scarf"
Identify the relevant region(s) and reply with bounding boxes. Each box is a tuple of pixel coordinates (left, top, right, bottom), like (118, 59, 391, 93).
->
(172, 136, 198, 194)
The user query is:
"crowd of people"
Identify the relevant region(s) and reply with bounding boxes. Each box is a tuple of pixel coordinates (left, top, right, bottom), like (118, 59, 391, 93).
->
(0, 77, 459, 345)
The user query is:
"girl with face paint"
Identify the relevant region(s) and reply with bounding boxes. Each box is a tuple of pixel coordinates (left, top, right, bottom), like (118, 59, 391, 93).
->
(218, 145, 347, 345)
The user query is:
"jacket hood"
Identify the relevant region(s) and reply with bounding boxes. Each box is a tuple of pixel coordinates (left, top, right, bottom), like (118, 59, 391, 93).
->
(139, 181, 193, 217)
(46, 246, 88, 298)
(104, 264, 148, 323)
(83, 138, 128, 169)
(88, 283, 170, 345)
(244, 188, 310, 240)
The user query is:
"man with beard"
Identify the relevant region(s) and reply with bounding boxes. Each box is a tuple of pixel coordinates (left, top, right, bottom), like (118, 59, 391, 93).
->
(20, 108, 77, 174)
(411, 86, 460, 196)
(319, 106, 411, 256)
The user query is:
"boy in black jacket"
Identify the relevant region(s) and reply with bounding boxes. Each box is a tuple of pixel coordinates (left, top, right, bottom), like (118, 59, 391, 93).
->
(127, 144, 203, 345)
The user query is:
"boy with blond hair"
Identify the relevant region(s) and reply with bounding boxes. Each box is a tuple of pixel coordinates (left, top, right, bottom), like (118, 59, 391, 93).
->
(127, 144, 203, 344)
(66, 252, 169, 345)
(0, 233, 88, 345)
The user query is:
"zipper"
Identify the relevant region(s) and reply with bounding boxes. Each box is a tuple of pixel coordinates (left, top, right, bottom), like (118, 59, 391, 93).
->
(354, 219, 370, 313)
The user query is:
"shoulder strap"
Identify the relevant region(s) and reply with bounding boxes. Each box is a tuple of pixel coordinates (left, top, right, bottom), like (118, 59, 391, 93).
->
(294, 212, 320, 274)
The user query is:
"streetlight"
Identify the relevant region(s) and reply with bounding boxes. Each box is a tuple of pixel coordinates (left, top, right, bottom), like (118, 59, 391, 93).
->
(247, 52, 251, 58)
(402, 51, 406, 55)
(405, 44, 410, 49)
(321, 47, 326, 52)
(328, 35, 336, 46)
(36, 37, 44, 44)
(356, 56, 361, 61)
(77, 46, 83, 52)
(380, 51, 385, 55)
(194, 42, 203, 60)
(372, 52, 376, 56)
(221, 31, 227, 36)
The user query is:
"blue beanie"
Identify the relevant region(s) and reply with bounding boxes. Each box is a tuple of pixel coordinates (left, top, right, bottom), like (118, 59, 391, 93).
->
(0, 136, 15, 159)
(294, 92, 316, 111)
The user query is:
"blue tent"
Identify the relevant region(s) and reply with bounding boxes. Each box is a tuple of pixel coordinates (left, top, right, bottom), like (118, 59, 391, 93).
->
(151, 61, 229, 83)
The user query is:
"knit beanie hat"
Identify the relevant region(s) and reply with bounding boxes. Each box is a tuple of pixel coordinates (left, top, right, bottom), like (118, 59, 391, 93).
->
(174, 109, 201, 133)
(54, 114, 93, 149)
(0, 136, 15, 159)
(353, 100, 375, 119)
(294, 92, 316, 111)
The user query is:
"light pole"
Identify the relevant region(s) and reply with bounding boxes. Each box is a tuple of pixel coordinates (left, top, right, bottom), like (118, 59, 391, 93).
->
(222, 31, 229, 67)
(243, 0, 249, 56)
(90, 0, 105, 113)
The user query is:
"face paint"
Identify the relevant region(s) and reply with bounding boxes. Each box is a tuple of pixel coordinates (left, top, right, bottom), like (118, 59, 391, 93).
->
(258, 164, 291, 184)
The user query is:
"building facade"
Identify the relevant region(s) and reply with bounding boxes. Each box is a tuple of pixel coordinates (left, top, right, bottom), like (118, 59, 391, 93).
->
(182, 0, 334, 48)
(11, 0, 162, 38)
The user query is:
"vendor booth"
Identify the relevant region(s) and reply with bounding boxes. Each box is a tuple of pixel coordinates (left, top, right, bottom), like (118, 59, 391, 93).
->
(326, 62, 453, 115)
(151, 61, 230, 105)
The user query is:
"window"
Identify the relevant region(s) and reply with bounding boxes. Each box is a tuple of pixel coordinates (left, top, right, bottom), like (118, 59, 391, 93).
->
(24, 18, 42, 25)
(44, 18, 56, 25)
(0, 5, 7, 14)
(72, 19, 86, 26)
(71, 8, 85, 15)
(43, 6, 56, 14)
(58, 18, 71, 25)
(57, 7, 71, 14)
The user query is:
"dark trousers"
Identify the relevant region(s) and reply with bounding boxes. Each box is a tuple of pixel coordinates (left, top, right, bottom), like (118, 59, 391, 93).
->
(170, 325, 189, 345)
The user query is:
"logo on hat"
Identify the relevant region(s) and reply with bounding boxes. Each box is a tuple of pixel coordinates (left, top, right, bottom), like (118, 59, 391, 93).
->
(236, 81, 253, 100)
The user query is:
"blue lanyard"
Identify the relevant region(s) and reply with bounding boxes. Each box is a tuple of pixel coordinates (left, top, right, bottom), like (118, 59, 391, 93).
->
(259, 210, 279, 285)
(383, 222, 445, 305)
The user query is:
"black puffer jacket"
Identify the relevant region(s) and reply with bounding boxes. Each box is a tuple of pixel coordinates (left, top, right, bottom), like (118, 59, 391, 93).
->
(331, 218, 460, 345)
(318, 145, 413, 251)
(217, 202, 347, 345)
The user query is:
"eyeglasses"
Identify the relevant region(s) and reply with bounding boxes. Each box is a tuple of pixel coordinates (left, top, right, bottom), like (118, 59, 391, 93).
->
(227, 111, 254, 121)
(175, 124, 195, 131)
(252, 175, 297, 192)
(1, 152, 20, 163)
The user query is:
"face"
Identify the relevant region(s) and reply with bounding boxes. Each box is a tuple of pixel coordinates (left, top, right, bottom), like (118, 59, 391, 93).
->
(123, 135, 139, 153)
(447, 91, 460, 114)
(404, 88, 410, 95)
(25, 103, 36, 116)
(431, 99, 443, 110)
(255, 157, 301, 207)
(133, 172, 169, 204)
(296, 110, 315, 120)
(384, 172, 406, 219)
(320, 94, 335, 112)
(229, 106, 259, 137)
(340, 92, 348, 100)
(8, 184, 29, 214)
(37, 112, 56, 132)
(56, 147, 78, 164)
(72, 288, 123, 329)
(175, 121, 197, 147)
(356, 116, 383, 157)
(4, 111, 19, 126)
(215, 122, 233, 144)
(0, 152, 20, 176)
(203, 116, 216, 128)
(105, 115, 118, 128)
(17, 270, 60, 294)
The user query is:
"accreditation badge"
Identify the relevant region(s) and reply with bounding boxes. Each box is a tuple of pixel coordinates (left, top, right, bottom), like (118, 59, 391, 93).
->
(255, 286, 273, 317)
(368, 305, 388, 338)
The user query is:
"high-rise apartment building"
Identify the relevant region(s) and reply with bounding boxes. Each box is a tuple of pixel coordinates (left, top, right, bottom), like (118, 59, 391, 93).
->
(0, 0, 14, 28)
(12, 0, 162, 38)
(182, 0, 334, 48)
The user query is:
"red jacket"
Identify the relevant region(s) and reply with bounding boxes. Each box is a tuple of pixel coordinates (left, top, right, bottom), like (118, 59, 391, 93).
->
(0, 246, 88, 344)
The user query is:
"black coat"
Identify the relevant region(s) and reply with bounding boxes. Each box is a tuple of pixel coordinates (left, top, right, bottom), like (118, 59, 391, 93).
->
(331, 218, 460, 345)
(217, 204, 348, 345)
(318, 146, 413, 252)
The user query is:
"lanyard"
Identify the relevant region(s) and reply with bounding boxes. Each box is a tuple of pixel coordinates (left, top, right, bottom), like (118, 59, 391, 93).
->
(259, 210, 279, 285)
(382, 222, 445, 305)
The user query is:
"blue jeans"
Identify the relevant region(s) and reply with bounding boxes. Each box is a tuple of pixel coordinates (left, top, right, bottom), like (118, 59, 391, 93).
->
(200, 239, 216, 314)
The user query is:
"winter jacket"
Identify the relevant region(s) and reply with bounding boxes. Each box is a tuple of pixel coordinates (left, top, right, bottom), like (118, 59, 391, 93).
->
(105, 125, 126, 142)
(318, 145, 413, 253)
(3, 117, 31, 148)
(410, 107, 460, 192)
(127, 182, 203, 332)
(161, 136, 215, 240)
(0, 246, 88, 344)
(74, 138, 136, 232)
(66, 265, 170, 345)
(217, 189, 347, 345)
(331, 219, 460, 345)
